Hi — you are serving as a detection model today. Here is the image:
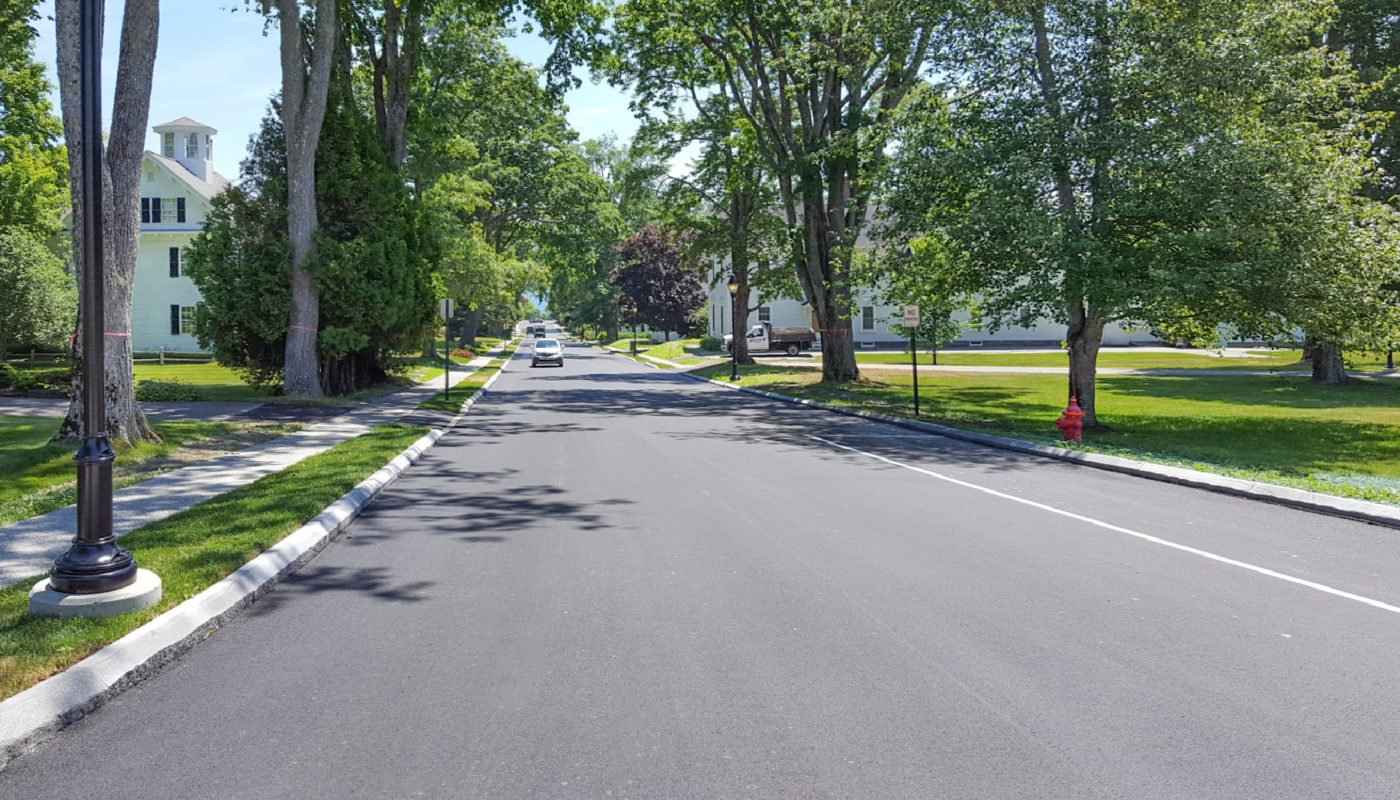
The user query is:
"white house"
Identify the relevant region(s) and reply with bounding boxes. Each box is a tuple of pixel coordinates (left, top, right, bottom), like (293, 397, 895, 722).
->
(130, 117, 231, 352)
(703, 264, 1160, 349)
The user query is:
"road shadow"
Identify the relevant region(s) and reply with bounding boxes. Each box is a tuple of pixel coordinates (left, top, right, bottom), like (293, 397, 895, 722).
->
(348, 470, 635, 547)
(247, 565, 436, 616)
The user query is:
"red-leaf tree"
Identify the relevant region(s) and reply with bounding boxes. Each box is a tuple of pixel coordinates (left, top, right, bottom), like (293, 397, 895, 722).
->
(610, 226, 705, 338)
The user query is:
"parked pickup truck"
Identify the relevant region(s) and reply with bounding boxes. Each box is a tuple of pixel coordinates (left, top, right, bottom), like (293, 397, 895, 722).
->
(723, 322, 815, 356)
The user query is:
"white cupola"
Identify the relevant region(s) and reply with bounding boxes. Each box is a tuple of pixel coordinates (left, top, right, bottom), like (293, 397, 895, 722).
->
(152, 117, 217, 182)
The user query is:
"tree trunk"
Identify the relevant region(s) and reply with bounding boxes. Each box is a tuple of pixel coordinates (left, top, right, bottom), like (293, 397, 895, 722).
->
(729, 190, 756, 365)
(462, 306, 483, 348)
(797, 185, 859, 383)
(1310, 340, 1348, 384)
(276, 0, 338, 398)
(1066, 305, 1106, 428)
(54, 0, 159, 444)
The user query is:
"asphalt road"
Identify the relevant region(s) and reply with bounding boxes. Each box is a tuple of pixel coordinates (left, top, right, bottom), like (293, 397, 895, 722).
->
(5, 340, 1400, 798)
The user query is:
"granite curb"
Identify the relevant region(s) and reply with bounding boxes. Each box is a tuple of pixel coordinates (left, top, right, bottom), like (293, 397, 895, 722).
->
(678, 369, 1400, 531)
(0, 348, 515, 770)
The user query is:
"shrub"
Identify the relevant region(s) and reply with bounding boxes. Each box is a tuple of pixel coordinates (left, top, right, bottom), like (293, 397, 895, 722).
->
(29, 369, 70, 393)
(699, 336, 724, 353)
(135, 379, 199, 402)
(0, 363, 16, 388)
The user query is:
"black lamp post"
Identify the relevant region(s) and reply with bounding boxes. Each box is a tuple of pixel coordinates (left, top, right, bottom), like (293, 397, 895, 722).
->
(48, 0, 137, 595)
(727, 276, 740, 381)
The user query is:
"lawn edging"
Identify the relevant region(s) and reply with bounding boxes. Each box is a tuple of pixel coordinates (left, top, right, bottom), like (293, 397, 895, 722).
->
(682, 371, 1400, 531)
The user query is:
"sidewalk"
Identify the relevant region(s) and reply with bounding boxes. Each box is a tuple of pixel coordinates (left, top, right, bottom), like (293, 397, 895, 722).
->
(0, 346, 507, 589)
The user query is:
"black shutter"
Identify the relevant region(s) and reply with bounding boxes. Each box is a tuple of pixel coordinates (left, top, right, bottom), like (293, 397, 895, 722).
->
(177, 197, 186, 223)
(141, 198, 150, 223)
(152, 197, 162, 223)
(170, 304, 181, 335)
(169, 247, 180, 277)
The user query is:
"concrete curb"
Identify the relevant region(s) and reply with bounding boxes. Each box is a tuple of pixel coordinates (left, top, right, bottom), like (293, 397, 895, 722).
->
(679, 371, 1400, 531)
(0, 350, 515, 770)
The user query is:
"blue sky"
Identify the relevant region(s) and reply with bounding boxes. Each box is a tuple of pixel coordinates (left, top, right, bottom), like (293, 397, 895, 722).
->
(31, 3, 639, 180)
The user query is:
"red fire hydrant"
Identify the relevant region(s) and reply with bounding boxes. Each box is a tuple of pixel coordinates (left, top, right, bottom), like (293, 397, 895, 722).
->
(1056, 396, 1085, 443)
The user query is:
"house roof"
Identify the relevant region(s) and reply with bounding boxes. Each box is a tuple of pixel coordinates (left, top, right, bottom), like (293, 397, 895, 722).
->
(145, 151, 231, 200)
(152, 116, 216, 132)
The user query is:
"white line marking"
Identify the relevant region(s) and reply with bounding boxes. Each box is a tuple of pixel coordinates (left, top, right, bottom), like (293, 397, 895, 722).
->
(808, 435, 1400, 617)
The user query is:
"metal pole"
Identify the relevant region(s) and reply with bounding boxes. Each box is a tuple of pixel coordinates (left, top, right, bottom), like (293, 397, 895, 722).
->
(50, 0, 136, 594)
(910, 331, 919, 416)
(444, 315, 450, 401)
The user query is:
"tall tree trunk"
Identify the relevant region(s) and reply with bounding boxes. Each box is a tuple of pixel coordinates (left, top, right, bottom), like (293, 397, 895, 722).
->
(54, 0, 158, 444)
(729, 190, 755, 365)
(1066, 302, 1106, 428)
(275, 0, 338, 398)
(354, 0, 421, 166)
(461, 305, 483, 348)
(1310, 340, 1348, 384)
(797, 180, 859, 383)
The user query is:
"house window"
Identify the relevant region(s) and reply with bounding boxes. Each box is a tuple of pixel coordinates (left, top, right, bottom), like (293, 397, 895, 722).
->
(151, 197, 162, 223)
(176, 197, 186, 223)
(206, 136, 213, 161)
(861, 306, 875, 331)
(172, 305, 196, 335)
(169, 247, 181, 277)
(162, 132, 174, 158)
(185, 133, 199, 159)
(758, 306, 771, 323)
(141, 198, 150, 224)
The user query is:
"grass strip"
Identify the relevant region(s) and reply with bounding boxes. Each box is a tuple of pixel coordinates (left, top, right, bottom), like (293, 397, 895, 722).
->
(0, 423, 429, 702)
(0, 418, 301, 528)
(696, 363, 1400, 506)
(416, 340, 518, 414)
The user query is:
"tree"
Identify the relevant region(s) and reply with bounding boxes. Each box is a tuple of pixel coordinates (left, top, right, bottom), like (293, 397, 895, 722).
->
(1330, 0, 1399, 204)
(0, 0, 67, 235)
(861, 239, 965, 365)
(54, 0, 159, 444)
(610, 226, 705, 337)
(0, 229, 75, 357)
(187, 99, 435, 394)
(263, 0, 339, 398)
(409, 22, 619, 343)
(616, 0, 940, 383)
(881, 0, 1398, 422)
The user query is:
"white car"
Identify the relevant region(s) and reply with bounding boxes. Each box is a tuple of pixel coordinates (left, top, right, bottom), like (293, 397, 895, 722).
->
(531, 338, 564, 367)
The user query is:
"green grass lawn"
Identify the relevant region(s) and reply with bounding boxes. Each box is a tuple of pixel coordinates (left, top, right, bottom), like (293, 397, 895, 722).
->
(603, 333, 653, 353)
(646, 338, 725, 361)
(131, 362, 273, 401)
(851, 347, 1398, 372)
(0, 423, 428, 701)
(391, 353, 476, 384)
(0, 416, 301, 528)
(697, 363, 1400, 504)
(851, 349, 1306, 370)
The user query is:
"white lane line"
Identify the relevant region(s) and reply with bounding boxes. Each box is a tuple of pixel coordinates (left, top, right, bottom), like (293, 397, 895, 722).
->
(809, 435, 1400, 618)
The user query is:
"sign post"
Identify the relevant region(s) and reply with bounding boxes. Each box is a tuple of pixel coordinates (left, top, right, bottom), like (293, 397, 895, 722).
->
(903, 305, 921, 416)
(440, 299, 455, 401)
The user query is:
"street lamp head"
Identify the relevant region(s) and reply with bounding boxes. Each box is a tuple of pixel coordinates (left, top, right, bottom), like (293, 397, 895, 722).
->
(727, 276, 740, 297)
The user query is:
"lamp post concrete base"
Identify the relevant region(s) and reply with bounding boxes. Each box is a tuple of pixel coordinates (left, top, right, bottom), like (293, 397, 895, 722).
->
(28, 569, 162, 618)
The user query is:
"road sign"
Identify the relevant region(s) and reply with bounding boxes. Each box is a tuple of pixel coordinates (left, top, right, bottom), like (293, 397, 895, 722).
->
(439, 298, 455, 320)
(903, 305, 920, 326)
